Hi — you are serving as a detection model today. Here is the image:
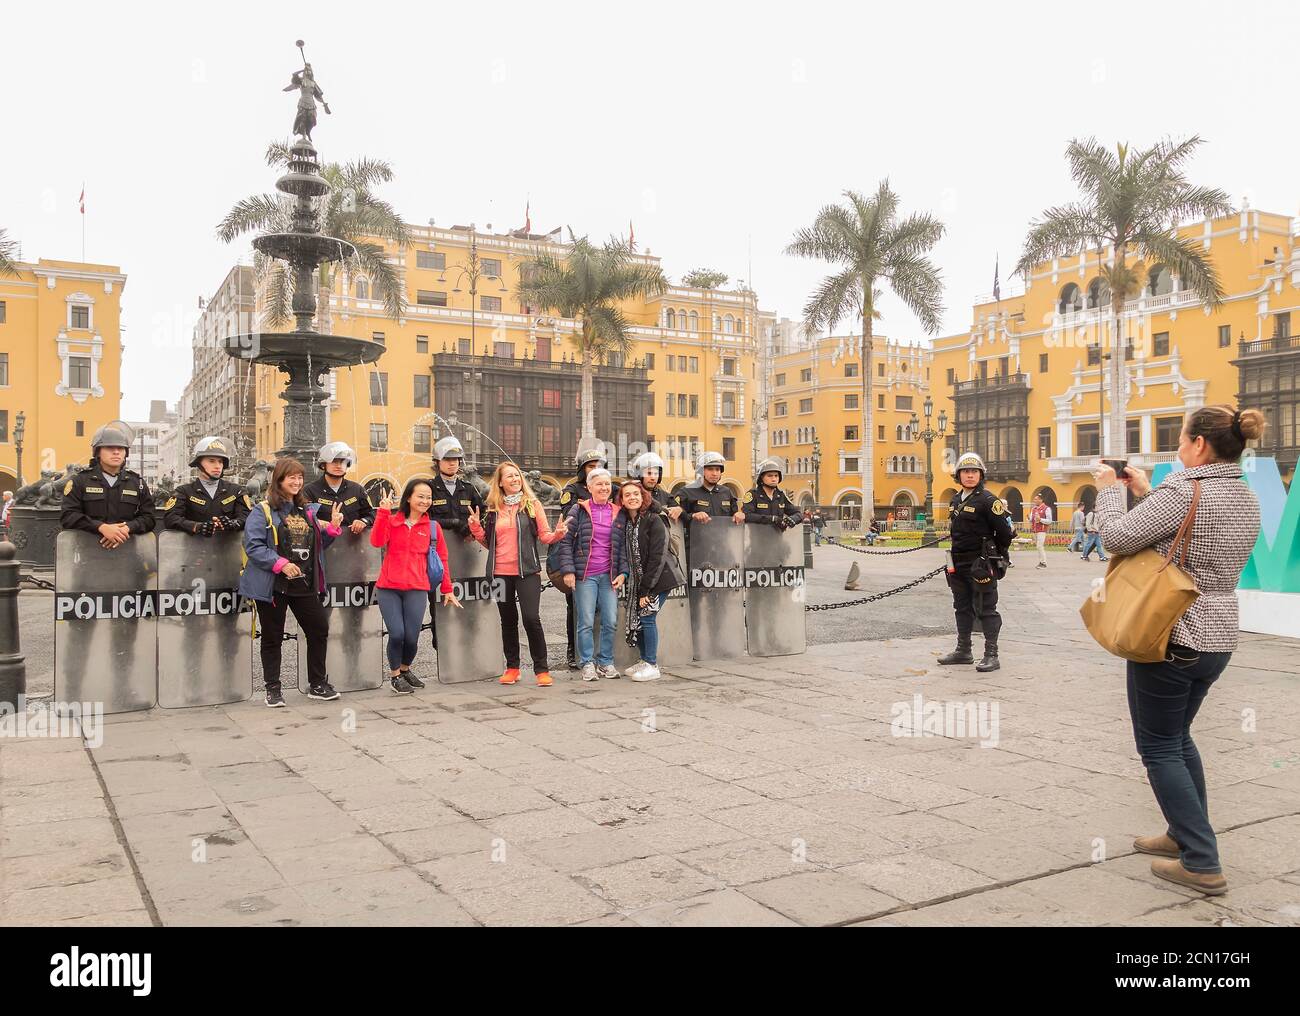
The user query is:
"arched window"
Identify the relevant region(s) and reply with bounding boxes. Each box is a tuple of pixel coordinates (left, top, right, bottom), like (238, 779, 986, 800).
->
(688, 311, 699, 331)
(723, 315, 734, 334)
(891, 456, 899, 471)
(713, 315, 721, 332)
(355, 279, 370, 300)
(1058, 283, 1083, 314)
(1147, 265, 1172, 296)
(910, 456, 917, 472)
(1086, 278, 1109, 309)
(895, 425, 903, 441)
(665, 308, 675, 328)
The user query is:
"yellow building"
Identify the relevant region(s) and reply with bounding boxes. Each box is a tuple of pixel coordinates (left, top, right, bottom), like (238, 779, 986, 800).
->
(252, 225, 765, 497)
(0, 257, 127, 489)
(930, 206, 1300, 521)
(768, 335, 934, 519)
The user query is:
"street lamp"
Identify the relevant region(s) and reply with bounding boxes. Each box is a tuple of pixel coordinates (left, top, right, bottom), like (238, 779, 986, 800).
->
(13, 412, 25, 488)
(910, 395, 947, 541)
(810, 434, 821, 508)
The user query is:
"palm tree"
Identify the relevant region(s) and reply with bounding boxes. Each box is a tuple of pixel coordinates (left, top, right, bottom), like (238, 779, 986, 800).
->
(1015, 137, 1231, 454)
(681, 268, 729, 289)
(786, 181, 945, 518)
(217, 142, 410, 330)
(518, 235, 667, 448)
(0, 229, 20, 277)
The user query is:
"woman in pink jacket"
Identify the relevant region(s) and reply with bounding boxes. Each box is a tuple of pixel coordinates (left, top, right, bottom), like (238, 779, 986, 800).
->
(371, 478, 460, 694)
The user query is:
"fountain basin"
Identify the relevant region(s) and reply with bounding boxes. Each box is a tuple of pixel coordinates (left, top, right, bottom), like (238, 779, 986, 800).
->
(224, 331, 385, 370)
(253, 232, 356, 268)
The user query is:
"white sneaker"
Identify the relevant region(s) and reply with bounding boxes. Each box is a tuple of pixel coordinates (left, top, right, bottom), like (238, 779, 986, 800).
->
(630, 664, 661, 682)
(598, 664, 621, 680)
(624, 661, 649, 680)
(580, 663, 598, 682)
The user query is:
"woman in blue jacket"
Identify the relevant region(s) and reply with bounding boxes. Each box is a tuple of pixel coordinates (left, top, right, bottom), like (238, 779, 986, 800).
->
(240, 458, 344, 707)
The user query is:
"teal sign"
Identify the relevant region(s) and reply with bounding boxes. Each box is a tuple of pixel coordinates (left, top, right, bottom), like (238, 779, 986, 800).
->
(1150, 456, 1299, 592)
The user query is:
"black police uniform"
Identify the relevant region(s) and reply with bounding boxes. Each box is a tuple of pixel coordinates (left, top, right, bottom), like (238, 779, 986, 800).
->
(303, 476, 376, 527)
(163, 479, 253, 535)
(425, 474, 486, 651)
(673, 482, 736, 519)
(742, 484, 802, 529)
(61, 464, 156, 535)
(944, 482, 1015, 664)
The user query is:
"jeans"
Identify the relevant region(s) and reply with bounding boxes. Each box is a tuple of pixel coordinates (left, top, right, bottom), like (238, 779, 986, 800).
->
(377, 588, 427, 671)
(496, 573, 549, 673)
(1127, 645, 1232, 873)
(574, 572, 617, 666)
(814, 528, 823, 546)
(1081, 533, 1107, 560)
(256, 594, 331, 690)
(636, 592, 667, 664)
(1068, 527, 1085, 552)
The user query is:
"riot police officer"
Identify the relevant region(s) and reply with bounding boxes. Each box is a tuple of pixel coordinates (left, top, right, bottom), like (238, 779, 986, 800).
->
(674, 450, 743, 523)
(556, 446, 610, 669)
(163, 436, 252, 535)
(425, 436, 486, 652)
(61, 421, 156, 543)
(742, 457, 803, 530)
(303, 442, 375, 534)
(939, 451, 1014, 672)
(628, 451, 681, 521)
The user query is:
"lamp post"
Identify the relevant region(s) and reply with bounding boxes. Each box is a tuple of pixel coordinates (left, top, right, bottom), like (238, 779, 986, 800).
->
(810, 434, 821, 509)
(13, 412, 25, 488)
(910, 395, 947, 541)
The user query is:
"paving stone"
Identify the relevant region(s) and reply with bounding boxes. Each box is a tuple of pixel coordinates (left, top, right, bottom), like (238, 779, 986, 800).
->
(455, 875, 613, 926)
(838, 854, 990, 905)
(629, 888, 797, 927)
(573, 856, 723, 911)
(742, 870, 901, 926)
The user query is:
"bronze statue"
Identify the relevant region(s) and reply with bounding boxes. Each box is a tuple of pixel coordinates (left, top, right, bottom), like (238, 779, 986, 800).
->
(283, 41, 331, 141)
(243, 459, 273, 501)
(527, 470, 561, 507)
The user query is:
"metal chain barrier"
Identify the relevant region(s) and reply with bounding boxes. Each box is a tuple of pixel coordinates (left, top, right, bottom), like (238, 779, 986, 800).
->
(805, 565, 947, 611)
(825, 536, 951, 556)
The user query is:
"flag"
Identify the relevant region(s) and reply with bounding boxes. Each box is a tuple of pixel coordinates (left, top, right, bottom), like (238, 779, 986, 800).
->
(993, 255, 1000, 302)
(79, 184, 85, 215)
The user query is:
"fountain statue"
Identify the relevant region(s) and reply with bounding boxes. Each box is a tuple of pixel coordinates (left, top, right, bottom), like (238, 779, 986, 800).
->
(223, 42, 384, 466)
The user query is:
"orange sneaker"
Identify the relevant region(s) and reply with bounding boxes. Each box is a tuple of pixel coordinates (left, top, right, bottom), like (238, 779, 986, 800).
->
(499, 668, 521, 685)
(536, 671, 553, 687)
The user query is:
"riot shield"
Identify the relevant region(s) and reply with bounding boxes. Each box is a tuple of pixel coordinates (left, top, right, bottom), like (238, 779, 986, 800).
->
(436, 537, 504, 684)
(744, 525, 807, 657)
(298, 531, 383, 693)
(686, 520, 747, 661)
(157, 531, 253, 707)
(55, 530, 158, 714)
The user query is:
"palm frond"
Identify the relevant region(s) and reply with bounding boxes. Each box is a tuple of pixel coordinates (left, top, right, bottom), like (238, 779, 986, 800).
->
(217, 194, 287, 243)
(802, 268, 862, 334)
(886, 255, 945, 334)
(1132, 231, 1225, 308)
(0, 228, 20, 277)
(353, 241, 406, 320)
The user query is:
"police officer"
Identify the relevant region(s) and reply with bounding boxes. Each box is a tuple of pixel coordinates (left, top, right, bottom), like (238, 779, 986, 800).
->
(555, 446, 611, 669)
(61, 421, 156, 543)
(674, 450, 744, 523)
(628, 451, 681, 521)
(742, 457, 803, 531)
(303, 442, 375, 534)
(163, 436, 252, 535)
(425, 436, 486, 652)
(939, 452, 1014, 672)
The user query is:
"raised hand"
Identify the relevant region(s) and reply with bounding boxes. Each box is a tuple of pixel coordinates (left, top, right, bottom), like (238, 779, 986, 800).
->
(468, 506, 481, 529)
(331, 503, 344, 530)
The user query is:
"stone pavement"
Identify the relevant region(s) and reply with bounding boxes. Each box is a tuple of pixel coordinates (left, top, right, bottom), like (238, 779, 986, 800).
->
(2, 546, 1299, 926)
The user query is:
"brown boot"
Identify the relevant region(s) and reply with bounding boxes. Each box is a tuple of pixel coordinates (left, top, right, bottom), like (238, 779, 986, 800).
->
(1133, 833, 1180, 858)
(1150, 858, 1227, 896)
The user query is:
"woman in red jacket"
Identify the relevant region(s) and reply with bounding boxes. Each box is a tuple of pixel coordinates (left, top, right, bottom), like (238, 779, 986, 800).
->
(371, 478, 460, 694)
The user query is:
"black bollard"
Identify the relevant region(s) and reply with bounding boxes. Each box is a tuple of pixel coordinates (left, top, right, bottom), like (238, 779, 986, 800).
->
(0, 540, 27, 707)
(803, 522, 814, 571)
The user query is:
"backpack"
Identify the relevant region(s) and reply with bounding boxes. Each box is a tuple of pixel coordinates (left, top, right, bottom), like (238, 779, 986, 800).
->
(240, 501, 278, 575)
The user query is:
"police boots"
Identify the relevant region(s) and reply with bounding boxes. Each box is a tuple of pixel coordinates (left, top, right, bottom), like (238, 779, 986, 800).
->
(937, 641, 975, 665)
(976, 645, 1000, 672)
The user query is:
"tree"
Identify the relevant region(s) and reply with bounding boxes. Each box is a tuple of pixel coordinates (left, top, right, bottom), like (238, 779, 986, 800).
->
(786, 181, 945, 516)
(1015, 137, 1231, 454)
(0, 229, 19, 277)
(681, 268, 729, 290)
(217, 142, 410, 330)
(518, 236, 667, 449)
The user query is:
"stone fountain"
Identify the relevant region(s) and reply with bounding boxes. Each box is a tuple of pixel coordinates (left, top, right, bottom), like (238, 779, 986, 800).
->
(223, 42, 384, 464)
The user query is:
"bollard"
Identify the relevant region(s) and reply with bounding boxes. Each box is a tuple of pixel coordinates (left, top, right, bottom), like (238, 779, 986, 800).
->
(0, 541, 27, 707)
(803, 522, 814, 571)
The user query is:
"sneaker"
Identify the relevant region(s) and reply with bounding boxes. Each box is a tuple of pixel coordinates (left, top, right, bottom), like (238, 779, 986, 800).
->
(580, 663, 598, 682)
(389, 675, 414, 695)
(402, 670, 426, 690)
(265, 687, 285, 708)
(624, 661, 649, 680)
(498, 668, 521, 685)
(598, 664, 621, 680)
(630, 664, 661, 683)
(536, 671, 553, 687)
(308, 683, 340, 701)
(1036, 562, 1047, 569)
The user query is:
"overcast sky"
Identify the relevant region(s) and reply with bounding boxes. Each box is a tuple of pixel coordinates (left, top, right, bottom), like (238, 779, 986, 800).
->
(5, 0, 1298, 420)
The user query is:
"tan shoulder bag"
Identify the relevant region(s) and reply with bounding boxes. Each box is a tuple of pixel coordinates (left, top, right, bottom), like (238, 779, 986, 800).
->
(1079, 480, 1202, 663)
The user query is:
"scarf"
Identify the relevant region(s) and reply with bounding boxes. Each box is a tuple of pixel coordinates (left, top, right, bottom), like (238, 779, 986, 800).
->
(503, 492, 524, 506)
(623, 513, 662, 648)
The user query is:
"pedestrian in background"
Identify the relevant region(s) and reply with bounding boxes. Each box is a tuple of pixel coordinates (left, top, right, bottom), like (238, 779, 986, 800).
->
(1093, 405, 1263, 896)
(1068, 504, 1086, 553)
(1081, 506, 1108, 562)
(1028, 493, 1052, 568)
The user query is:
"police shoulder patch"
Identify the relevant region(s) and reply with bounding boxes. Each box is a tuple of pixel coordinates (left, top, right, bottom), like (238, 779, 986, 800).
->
(744, 491, 754, 503)
(560, 491, 571, 505)
(64, 480, 73, 495)
(164, 496, 177, 511)
(991, 499, 1006, 515)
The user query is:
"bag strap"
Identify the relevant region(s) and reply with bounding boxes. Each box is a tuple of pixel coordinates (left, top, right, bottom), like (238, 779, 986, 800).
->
(1159, 479, 1200, 572)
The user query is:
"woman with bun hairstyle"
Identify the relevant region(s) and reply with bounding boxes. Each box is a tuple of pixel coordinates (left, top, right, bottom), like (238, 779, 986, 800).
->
(1092, 405, 1264, 898)
(468, 461, 568, 687)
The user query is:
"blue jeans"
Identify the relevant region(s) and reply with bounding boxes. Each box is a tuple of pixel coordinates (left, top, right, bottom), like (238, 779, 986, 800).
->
(1081, 533, 1107, 560)
(1068, 527, 1085, 552)
(377, 588, 427, 671)
(574, 573, 617, 667)
(1127, 646, 1232, 873)
(636, 592, 667, 664)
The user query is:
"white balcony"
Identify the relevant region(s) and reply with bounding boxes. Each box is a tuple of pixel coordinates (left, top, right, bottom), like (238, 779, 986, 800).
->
(1048, 450, 1180, 479)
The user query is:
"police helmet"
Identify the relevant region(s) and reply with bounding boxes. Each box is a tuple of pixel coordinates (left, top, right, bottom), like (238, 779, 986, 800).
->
(575, 446, 607, 473)
(433, 436, 464, 462)
(317, 441, 357, 470)
(954, 451, 986, 479)
(697, 450, 726, 475)
(91, 420, 134, 454)
(755, 456, 785, 485)
(190, 436, 232, 469)
(629, 451, 665, 482)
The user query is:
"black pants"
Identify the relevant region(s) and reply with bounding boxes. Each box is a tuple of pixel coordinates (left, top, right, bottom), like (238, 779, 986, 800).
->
(427, 591, 439, 650)
(496, 574, 549, 673)
(946, 567, 1001, 648)
(256, 594, 331, 690)
(565, 589, 576, 659)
